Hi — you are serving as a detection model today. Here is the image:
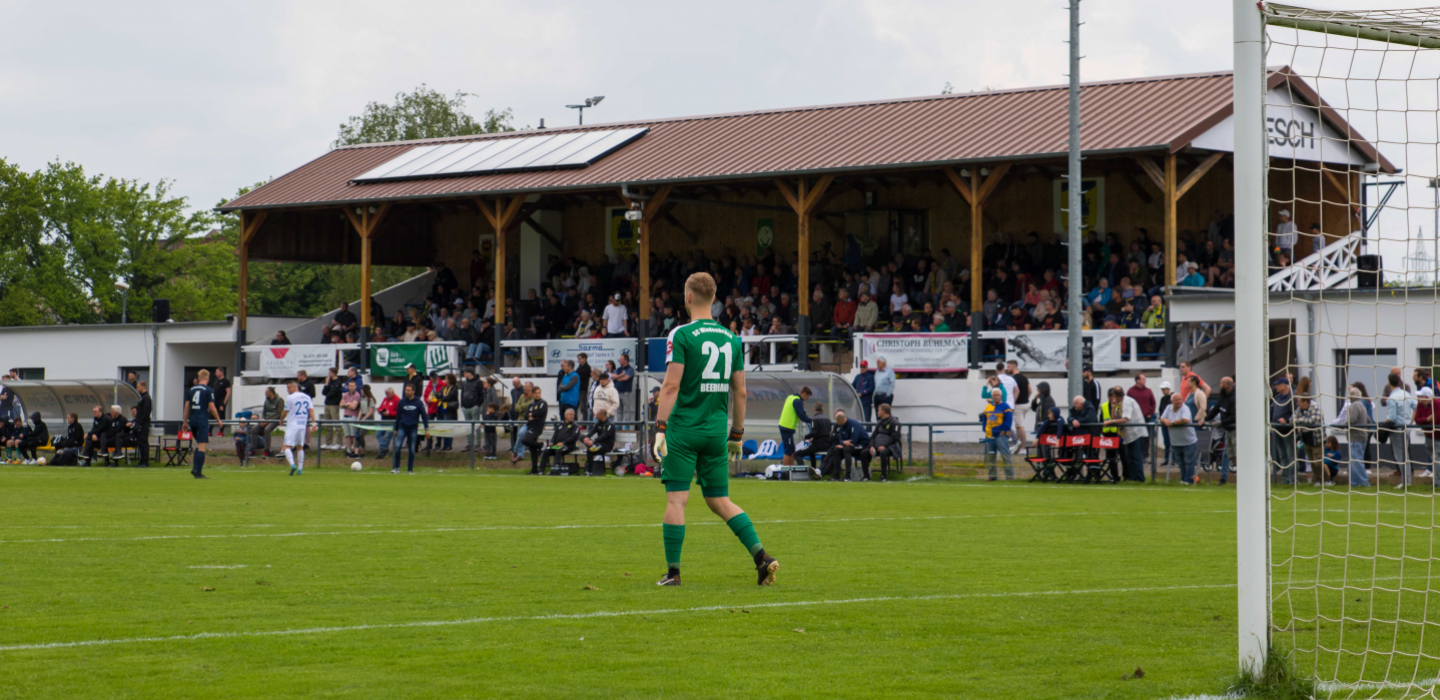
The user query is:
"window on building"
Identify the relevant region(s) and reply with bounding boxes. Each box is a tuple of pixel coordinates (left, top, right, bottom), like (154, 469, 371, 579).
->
(119, 366, 150, 388)
(1334, 348, 1398, 413)
(15, 368, 44, 380)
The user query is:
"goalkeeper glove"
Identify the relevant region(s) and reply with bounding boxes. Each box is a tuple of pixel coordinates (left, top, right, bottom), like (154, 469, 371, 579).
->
(653, 420, 668, 458)
(727, 427, 744, 455)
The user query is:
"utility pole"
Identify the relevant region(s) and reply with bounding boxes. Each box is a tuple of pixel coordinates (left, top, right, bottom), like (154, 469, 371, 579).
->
(1066, 0, 1084, 401)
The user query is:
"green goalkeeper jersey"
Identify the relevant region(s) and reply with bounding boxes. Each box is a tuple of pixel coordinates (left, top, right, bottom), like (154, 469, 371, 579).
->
(664, 319, 742, 439)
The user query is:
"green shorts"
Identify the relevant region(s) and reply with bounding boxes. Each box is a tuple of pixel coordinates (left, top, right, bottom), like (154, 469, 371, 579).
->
(661, 431, 730, 498)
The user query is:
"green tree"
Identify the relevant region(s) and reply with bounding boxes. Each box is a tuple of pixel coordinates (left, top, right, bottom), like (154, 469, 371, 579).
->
(0, 158, 229, 326)
(334, 84, 517, 147)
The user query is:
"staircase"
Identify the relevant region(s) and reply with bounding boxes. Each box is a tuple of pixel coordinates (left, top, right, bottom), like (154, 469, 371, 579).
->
(1267, 232, 1365, 292)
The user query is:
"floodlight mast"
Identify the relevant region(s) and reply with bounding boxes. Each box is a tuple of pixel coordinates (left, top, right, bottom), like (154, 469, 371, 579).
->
(566, 96, 605, 125)
(1065, 0, 1083, 401)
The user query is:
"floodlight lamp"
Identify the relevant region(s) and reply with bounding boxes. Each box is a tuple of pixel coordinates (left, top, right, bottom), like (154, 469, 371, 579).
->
(114, 280, 130, 292)
(589, 96, 605, 107)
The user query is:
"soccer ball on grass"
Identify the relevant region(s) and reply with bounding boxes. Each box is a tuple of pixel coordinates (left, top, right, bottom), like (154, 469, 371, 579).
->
(350, 462, 363, 472)
(37, 457, 46, 465)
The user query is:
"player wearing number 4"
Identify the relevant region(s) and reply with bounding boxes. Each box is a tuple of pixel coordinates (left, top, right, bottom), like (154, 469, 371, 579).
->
(280, 379, 318, 476)
(653, 272, 779, 587)
(185, 370, 223, 479)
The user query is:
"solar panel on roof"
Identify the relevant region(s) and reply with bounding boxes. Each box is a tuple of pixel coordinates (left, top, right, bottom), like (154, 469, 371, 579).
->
(350, 127, 648, 183)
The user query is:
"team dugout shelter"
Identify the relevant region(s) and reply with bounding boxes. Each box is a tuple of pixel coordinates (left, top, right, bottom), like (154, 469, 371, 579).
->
(220, 67, 1391, 374)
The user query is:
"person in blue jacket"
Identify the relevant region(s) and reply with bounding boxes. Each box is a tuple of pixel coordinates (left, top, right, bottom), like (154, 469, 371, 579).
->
(391, 383, 430, 474)
(852, 361, 876, 422)
(823, 410, 871, 481)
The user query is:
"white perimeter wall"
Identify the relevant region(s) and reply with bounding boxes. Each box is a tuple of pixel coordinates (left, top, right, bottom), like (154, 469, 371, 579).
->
(0, 322, 237, 421)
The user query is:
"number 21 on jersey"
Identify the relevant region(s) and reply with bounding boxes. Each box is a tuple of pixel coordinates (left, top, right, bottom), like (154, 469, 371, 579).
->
(699, 340, 732, 392)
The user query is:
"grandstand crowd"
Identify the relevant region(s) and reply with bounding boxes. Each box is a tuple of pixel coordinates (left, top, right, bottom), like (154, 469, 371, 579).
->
(287, 209, 1262, 353)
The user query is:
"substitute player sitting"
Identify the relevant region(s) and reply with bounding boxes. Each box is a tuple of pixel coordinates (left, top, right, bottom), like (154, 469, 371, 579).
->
(653, 272, 779, 587)
(280, 379, 318, 476)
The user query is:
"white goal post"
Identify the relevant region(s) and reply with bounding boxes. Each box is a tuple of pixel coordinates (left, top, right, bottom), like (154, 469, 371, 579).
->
(1238, 2, 1440, 694)
(1232, 0, 1270, 676)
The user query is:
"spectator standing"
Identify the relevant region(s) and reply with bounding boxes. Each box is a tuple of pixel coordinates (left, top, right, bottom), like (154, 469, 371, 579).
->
(852, 360, 876, 422)
(603, 293, 629, 337)
(1080, 366, 1102, 407)
(575, 353, 592, 420)
(1205, 377, 1237, 485)
(460, 367, 482, 452)
(1271, 378, 1296, 485)
(591, 373, 620, 419)
(1160, 392, 1198, 485)
(1344, 386, 1373, 486)
(341, 380, 362, 458)
(1005, 360, 1031, 448)
(980, 388, 1015, 481)
(320, 368, 344, 450)
(1273, 209, 1297, 263)
(1029, 381, 1056, 439)
(1178, 361, 1211, 401)
(873, 357, 896, 412)
(612, 354, 635, 421)
(1415, 387, 1438, 480)
(1382, 373, 1413, 488)
(1102, 386, 1147, 482)
(213, 367, 232, 435)
(1295, 393, 1324, 485)
(556, 360, 580, 421)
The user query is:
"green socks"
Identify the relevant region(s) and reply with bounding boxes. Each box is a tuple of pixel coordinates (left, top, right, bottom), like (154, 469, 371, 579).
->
(726, 513, 764, 556)
(663, 524, 685, 569)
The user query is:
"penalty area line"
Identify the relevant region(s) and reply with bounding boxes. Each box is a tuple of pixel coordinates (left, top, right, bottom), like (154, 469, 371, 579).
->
(0, 581, 1233, 653)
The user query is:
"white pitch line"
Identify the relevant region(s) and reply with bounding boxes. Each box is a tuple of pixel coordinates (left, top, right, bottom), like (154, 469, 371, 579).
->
(0, 510, 1236, 545)
(187, 565, 247, 569)
(0, 581, 1233, 653)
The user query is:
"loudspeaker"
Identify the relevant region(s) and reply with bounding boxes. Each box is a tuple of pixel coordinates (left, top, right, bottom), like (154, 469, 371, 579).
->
(1357, 255, 1382, 289)
(152, 299, 171, 324)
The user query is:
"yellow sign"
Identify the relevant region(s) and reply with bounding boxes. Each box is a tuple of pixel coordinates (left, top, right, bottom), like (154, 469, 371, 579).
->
(607, 207, 638, 259)
(1053, 177, 1106, 236)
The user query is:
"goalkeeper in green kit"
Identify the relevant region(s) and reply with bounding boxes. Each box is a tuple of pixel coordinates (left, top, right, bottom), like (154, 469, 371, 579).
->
(652, 272, 779, 587)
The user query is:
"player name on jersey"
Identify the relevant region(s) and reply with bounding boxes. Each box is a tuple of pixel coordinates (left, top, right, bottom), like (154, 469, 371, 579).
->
(700, 382, 727, 393)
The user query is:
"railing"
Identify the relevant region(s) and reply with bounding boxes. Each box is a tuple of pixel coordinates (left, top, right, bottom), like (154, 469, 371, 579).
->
(1177, 323, 1235, 364)
(1268, 232, 1364, 292)
(854, 329, 1165, 372)
(240, 341, 466, 378)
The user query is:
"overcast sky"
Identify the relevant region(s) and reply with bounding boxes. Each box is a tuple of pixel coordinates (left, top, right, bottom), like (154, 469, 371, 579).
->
(0, 0, 1426, 214)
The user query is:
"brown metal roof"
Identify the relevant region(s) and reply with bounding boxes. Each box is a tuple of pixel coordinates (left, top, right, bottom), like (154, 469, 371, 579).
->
(219, 68, 1386, 212)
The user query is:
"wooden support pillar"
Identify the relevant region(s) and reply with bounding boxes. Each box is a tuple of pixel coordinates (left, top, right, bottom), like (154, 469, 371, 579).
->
(775, 176, 834, 370)
(477, 196, 526, 371)
(343, 203, 390, 372)
(1164, 153, 1178, 287)
(943, 165, 1010, 312)
(618, 185, 672, 325)
(237, 210, 267, 377)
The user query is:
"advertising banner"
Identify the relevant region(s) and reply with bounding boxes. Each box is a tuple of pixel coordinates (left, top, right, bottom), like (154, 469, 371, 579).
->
(546, 338, 637, 375)
(369, 344, 460, 377)
(1003, 331, 1121, 373)
(257, 347, 337, 378)
(858, 333, 970, 372)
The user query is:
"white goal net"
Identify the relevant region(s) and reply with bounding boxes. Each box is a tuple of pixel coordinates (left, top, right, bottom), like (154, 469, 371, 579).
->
(1259, 3, 1440, 696)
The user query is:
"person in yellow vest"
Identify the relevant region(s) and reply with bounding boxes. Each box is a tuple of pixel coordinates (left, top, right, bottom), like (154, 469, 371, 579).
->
(778, 387, 813, 466)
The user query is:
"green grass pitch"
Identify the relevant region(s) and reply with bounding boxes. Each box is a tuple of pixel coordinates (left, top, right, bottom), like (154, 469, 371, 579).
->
(0, 463, 1323, 699)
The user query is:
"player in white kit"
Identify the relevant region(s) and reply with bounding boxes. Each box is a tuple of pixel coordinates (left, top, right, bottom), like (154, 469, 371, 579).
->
(280, 379, 317, 476)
